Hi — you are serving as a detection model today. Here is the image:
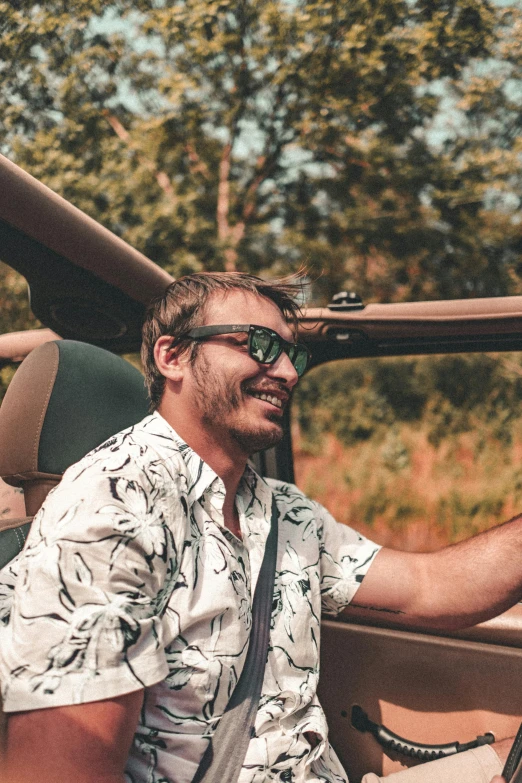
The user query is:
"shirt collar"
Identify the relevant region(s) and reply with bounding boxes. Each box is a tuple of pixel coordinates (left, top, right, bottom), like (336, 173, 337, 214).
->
(151, 412, 276, 541)
(237, 462, 275, 538)
(151, 411, 220, 504)
(151, 411, 265, 509)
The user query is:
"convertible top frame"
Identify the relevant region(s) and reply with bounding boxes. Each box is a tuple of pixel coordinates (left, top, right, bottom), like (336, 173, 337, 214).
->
(2, 153, 522, 360)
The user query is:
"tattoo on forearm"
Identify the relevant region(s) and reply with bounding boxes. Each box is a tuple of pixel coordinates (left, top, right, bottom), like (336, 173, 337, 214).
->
(351, 603, 406, 615)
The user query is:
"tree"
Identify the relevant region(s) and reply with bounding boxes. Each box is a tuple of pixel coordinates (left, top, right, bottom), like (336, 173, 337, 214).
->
(1, 0, 522, 305)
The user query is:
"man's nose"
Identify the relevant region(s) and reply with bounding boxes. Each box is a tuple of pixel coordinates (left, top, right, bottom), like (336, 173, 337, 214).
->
(266, 350, 299, 388)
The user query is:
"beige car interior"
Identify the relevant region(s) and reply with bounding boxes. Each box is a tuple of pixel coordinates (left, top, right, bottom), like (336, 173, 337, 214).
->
(0, 338, 521, 781)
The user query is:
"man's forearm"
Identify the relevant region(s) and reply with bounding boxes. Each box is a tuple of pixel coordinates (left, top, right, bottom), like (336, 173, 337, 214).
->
(417, 513, 522, 629)
(352, 513, 522, 630)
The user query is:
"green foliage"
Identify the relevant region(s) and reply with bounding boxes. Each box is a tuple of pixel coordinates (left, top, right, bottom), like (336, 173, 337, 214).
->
(0, 0, 521, 306)
(293, 355, 522, 546)
(0, 262, 40, 335)
(293, 353, 522, 450)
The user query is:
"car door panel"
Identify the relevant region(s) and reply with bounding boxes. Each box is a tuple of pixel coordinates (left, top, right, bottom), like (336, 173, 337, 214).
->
(320, 617, 522, 782)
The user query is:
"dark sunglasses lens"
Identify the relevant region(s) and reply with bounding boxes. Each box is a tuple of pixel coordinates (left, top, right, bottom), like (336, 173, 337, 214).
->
(292, 346, 309, 376)
(250, 327, 280, 363)
(250, 327, 309, 375)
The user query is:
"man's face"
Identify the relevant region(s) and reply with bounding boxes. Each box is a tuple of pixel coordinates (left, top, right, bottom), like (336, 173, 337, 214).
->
(185, 290, 300, 456)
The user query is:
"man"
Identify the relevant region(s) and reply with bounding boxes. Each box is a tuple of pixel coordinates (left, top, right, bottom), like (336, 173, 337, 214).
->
(0, 272, 517, 783)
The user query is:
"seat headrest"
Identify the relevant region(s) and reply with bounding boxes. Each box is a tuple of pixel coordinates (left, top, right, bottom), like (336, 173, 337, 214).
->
(0, 340, 149, 492)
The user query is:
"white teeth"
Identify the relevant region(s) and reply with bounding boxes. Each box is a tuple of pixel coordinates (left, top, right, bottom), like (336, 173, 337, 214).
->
(251, 391, 282, 408)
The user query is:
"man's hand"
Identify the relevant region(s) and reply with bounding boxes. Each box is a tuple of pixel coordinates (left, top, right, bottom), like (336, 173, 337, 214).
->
(5, 689, 144, 783)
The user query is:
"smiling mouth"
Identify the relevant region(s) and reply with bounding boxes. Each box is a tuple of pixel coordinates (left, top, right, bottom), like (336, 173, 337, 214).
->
(248, 390, 284, 409)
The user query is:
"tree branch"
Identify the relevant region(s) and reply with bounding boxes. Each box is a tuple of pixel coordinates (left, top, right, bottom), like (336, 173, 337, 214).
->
(103, 111, 178, 206)
(217, 142, 232, 243)
(185, 142, 211, 179)
(214, 4, 253, 271)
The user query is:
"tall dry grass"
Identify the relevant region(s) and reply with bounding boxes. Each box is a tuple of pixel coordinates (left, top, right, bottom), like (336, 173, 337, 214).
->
(293, 420, 522, 552)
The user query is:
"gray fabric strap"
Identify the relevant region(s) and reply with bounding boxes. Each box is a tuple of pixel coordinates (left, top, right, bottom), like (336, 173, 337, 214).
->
(0, 520, 32, 570)
(191, 496, 279, 783)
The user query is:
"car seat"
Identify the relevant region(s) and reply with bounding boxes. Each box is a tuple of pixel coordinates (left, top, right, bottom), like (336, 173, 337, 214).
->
(0, 339, 150, 570)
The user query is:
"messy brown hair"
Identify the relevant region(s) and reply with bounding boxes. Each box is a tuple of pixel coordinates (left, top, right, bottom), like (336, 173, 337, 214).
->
(141, 272, 305, 410)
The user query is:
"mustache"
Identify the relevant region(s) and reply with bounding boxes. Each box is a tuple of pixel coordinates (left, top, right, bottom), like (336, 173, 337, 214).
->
(242, 381, 292, 404)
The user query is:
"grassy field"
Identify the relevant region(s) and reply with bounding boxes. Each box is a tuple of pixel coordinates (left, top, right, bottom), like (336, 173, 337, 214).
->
(292, 421, 522, 552)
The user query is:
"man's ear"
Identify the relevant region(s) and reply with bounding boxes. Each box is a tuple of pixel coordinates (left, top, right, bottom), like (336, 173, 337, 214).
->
(153, 336, 191, 383)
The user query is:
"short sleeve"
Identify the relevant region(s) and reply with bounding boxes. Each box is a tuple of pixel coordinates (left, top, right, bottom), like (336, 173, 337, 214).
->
(0, 441, 184, 712)
(317, 503, 381, 616)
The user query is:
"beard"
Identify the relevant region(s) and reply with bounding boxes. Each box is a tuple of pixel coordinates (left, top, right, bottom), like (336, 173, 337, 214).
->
(191, 352, 286, 455)
(229, 416, 284, 455)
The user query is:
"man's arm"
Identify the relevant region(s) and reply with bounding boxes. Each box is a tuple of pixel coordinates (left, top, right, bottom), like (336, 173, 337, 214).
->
(5, 689, 144, 783)
(352, 514, 522, 629)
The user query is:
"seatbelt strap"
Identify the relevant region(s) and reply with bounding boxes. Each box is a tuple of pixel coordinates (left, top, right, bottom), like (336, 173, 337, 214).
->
(191, 496, 279, 783)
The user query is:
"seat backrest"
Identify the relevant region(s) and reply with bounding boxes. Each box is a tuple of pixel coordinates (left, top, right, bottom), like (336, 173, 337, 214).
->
(0, 339, 150, 569)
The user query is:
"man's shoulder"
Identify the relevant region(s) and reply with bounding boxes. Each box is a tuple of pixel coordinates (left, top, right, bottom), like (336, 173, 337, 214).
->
(264, 476, 324, 523)
(264, 476, 312, 503)
(63, 413, 187, 487)
(26, 414, 191, 553)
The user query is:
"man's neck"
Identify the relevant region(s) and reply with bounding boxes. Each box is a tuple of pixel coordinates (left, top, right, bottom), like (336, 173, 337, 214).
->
(157, 402, 247, 507)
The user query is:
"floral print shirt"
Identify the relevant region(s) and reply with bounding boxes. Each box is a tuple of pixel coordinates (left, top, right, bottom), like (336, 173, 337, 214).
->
(0, 412, 380, 783)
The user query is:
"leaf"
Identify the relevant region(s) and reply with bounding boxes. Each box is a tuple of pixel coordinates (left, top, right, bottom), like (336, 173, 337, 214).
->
(73, 552, 93, 585)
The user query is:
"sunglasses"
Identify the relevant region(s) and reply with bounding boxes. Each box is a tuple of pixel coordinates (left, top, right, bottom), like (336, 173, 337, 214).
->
(176, 324, 311, 377)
